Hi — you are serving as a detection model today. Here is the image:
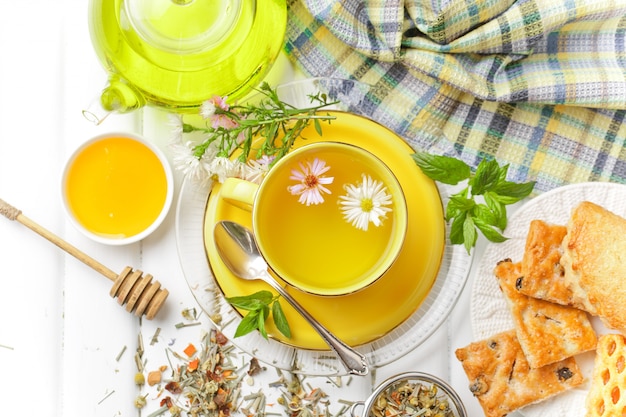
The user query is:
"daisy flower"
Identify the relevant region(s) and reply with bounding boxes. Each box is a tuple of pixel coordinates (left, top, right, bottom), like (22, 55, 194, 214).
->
(170, 141, 212, 187)
(339, 174, 393, 231)
(287, 158, 334, 206)
(245, 155, 275, 184)
(209, 156, 243, 183)
(167, 113, 184, 144)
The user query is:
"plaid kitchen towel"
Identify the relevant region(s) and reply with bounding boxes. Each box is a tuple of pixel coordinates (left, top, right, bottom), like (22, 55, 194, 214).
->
(284, 0, 626, 193)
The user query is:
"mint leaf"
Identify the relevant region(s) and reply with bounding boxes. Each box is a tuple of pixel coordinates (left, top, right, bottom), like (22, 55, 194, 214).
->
(493, 180, 536, 200)
(470, 159, 501, 194)
(484, 192, 507, 230)
(412, 151, 471, 185)
(472, 203, 498, 226)
(473, 216, 507, 243)
(257, 306, 268, 339)
(449, 212, 467, 245)
(226, 290, 273, 310)
(462, 215, 478, 254)
(413, 154, 536, 252)
(446, 194, 474, 221)
(227, 291, 293, 340)
(272, 301, 291, 338)
(234, 311, 260, 338)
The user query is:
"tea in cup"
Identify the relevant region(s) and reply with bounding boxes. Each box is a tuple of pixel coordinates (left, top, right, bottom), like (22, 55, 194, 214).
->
(219, 142, 408, 296)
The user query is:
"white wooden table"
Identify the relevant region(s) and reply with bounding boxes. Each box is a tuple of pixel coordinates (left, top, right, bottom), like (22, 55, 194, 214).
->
(0, 2, 495, 416)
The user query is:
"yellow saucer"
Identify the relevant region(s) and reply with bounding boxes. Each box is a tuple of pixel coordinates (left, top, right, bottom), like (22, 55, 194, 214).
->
(203, 111, 445, 349)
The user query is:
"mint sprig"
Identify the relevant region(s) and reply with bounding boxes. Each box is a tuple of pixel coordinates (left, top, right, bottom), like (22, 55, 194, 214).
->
(412, 151, 536, 253)
(225, 290, 291, 339)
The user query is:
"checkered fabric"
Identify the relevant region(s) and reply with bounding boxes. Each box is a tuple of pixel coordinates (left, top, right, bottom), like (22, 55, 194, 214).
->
(284, 0, 626, 193)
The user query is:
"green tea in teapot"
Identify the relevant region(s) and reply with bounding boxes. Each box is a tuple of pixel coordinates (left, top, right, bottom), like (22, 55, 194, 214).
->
(88, 0, 286, 112)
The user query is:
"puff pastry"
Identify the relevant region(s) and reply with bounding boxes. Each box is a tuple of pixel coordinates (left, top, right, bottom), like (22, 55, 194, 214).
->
(455, 330, 584, 417)
(561, 201, 626, 330)
(494, 259, 596, 368)
(518, 219, 585, 308)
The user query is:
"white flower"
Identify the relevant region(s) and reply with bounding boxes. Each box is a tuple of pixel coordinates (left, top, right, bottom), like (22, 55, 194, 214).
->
(245, 155, 275, 184)
(209, 156, 244, 183)
(167, 113, 184, 144)
(287, 158, 334, 206)
(170, 141, 212, 187)
(339, 174, 393, 231)
(200, 100, 217, 119)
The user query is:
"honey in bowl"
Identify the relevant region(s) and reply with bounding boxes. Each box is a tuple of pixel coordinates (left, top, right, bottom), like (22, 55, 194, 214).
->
(62, 133, 173, 245)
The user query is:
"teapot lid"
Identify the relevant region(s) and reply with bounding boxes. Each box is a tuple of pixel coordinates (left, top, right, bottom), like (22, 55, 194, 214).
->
(125, 0, 242, 54)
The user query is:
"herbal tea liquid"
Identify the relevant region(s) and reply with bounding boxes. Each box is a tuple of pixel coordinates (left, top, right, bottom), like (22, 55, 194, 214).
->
(255, 149, 396, 293)
(88, 0, 286, 109)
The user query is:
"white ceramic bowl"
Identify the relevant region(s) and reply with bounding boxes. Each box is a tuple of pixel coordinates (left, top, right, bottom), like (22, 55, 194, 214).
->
(61, 132, 174, 245)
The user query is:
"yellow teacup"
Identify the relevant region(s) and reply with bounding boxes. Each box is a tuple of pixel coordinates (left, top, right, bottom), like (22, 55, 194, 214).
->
(220, 141, 408, 296)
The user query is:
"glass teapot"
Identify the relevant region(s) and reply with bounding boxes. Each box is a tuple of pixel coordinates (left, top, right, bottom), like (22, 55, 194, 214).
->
(85, 0, 287, 124)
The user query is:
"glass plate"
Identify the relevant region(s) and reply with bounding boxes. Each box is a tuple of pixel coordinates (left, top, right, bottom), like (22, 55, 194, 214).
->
(175, 78, 473, 375)
(470, 182, 626, 417)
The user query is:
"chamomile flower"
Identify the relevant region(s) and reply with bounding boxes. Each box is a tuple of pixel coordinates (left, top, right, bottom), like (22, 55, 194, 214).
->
(209, 156, 244, 183)
(339, 174, 393, 231)
(170, 141, 212, 187)
(245, 155, 275, 184)
(167, 113, 184, 144)
(287, 158, 334, 206)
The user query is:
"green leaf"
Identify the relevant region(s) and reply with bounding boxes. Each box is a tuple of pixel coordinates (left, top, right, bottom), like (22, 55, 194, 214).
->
(462, 215, 478, 254)
(484, 192, 507, 230)
(226, 290, 273, 310)
(470, 158, 501, 194)
(471, 203, 498, 226)
(493, 180, 536, 200)
(314, 118, 323, 136)
(225, 298, 264, 311)
(234, 311, 260, 338)
(257, 307, 268, 339)
(473, 217, 508, 243)
(272, 301, 292, 338)
(412, 151, 471, 185)
(449, 212, 467, 245)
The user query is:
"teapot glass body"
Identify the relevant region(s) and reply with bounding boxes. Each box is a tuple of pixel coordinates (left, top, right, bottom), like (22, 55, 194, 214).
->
(87, 0, 287, 119)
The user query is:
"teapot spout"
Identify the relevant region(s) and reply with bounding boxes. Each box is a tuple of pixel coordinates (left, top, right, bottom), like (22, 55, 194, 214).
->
(82, 78, 146, 125)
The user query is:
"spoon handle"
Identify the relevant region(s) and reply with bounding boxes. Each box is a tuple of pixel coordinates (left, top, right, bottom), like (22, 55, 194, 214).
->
(261, 272, 369, 376)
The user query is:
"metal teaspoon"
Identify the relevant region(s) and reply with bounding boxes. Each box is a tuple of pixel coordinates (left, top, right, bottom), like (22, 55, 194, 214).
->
(213, 220, 369, 376)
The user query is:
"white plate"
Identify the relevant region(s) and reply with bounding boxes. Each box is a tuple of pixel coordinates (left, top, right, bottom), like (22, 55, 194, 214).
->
(471, 182, 626, 417)
(175, 78, 474, 376)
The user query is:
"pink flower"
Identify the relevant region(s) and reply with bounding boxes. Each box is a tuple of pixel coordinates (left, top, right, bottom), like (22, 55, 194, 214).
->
(211, 114, 239, 130)
(200, 95, 239, 129)
(287, 158, 334, 205)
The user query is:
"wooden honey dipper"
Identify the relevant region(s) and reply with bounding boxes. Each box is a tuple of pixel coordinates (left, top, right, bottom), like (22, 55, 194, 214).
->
(0, 198, 168, 319)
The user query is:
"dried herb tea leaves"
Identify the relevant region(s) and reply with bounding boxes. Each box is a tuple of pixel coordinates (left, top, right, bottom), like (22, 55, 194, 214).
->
(370, 380, 455, 417)
(159, 329, 248, 417)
